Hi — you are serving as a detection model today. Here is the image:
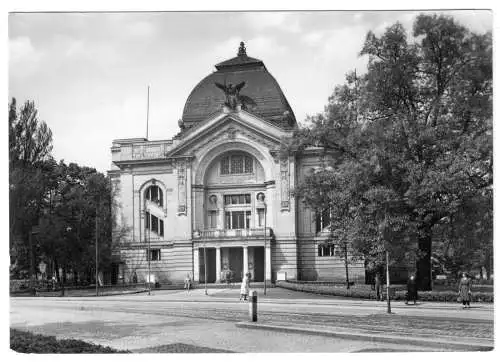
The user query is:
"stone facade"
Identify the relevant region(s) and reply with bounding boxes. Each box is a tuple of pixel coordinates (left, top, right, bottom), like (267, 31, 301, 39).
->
(109, 44, 365, 285)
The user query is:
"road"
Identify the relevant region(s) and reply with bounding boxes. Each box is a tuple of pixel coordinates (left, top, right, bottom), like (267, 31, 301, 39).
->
(10, 288, 494, 353)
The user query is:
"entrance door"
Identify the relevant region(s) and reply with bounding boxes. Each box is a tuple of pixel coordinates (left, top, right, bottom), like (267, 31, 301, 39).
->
(229, 248, 243, 283)
(199, 248, 217, 283)
(253, 247, 265, 282)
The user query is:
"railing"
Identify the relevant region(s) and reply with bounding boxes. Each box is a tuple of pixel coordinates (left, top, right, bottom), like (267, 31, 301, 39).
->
(112, 140, 174, 162)
(193, 228, 272, 239)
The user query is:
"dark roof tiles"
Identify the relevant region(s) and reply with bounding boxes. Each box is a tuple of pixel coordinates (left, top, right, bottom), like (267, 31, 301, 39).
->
(181, 42, 296, 131)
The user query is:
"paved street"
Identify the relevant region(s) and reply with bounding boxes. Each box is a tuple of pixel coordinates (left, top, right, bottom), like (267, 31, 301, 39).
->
(10, 288, 494, 352)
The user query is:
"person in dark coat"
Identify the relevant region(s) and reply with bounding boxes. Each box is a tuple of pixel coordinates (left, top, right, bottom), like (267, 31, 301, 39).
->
(405, 274, 418, 305)
(374, 273, 383, 301)
(458, 272, 472, 309)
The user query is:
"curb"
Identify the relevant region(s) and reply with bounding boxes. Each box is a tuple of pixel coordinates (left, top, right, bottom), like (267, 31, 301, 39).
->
(235, 322, 493, 351)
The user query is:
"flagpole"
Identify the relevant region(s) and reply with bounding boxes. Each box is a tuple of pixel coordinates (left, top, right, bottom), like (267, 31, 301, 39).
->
(146, 85, 150, 140)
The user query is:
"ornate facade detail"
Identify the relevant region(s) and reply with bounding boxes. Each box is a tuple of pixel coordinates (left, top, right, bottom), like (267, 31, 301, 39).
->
(176, 159, 187, 215)
(280, 157, 290, 211)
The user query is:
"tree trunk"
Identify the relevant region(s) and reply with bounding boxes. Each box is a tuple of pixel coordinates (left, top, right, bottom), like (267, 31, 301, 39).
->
(344, 243, 350, 289)
(416, 226, 432, 291)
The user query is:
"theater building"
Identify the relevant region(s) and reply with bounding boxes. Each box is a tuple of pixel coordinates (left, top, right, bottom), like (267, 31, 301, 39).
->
(109, 42, 365, 285)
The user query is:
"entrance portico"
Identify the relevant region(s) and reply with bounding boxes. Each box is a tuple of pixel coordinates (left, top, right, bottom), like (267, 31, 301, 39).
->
(194, 241, 270, 283)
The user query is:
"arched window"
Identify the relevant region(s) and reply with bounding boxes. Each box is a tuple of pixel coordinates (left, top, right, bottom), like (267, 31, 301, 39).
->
(145, 185, 163, 206)
(220, 154, 253, 175)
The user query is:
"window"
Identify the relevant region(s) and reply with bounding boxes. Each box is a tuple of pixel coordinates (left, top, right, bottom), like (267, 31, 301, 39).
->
(208, 210, 217, 229)
(318, 244, 335, 257)
(257, 208, 265, 227)
(225, 211, 251, 229)
(145, 212, 164, 236)
(316, 208, 332, 233)
(220, 154, 253, 175)
(221, 157, 230, 174)
(149, 249, 161, 261)
(145, 185, 163, 206)
(224, 194, 251, 205)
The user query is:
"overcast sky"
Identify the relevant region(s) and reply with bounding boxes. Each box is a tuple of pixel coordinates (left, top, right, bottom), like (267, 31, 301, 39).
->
(9, 10, 492, 173)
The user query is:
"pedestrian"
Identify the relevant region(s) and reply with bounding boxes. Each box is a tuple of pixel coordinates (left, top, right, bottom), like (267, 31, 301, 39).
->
(405, 274, 418, 305)
(184, 273, 192, 292)
(458, 272, 472, 309)
(225, 268, 233, 286)
(240, 272, 250, 301)
(374, 272, 382, 301)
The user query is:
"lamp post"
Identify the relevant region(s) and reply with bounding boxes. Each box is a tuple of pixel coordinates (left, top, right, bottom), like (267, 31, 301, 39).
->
(95, 196, 99, 297)
(386, 249, 391, 314)
(147, 209, 151, 296)
(204, 243, 208, 295)
(263, 201, 267, 296)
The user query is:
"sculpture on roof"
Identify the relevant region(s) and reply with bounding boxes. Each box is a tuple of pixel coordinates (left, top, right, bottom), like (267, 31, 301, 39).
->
(214, 80, 257, 110)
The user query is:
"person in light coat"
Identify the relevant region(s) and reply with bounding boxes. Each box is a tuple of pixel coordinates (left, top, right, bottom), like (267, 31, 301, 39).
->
(240, 272, 250, 301)
(458, 272, 472, 309)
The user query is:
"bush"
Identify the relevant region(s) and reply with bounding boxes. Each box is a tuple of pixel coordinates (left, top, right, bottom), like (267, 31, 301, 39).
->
(276, 281, 494, 303)
(10, 329, 128, 353)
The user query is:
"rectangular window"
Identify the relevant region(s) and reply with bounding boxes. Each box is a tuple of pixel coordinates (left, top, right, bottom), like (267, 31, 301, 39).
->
(224, 194, 251, 205)
(225, 211, 231, 229)
(208, 210, 217, 229)
(159, 220, 164, 236)
(145, 211, 150, 228)
(318, 245, 335, 257)
(149, 249, 161, 261)
(245, 211, 251, 229)
(231, 211, 245, 229)
(221, 156, 230, 175)
(151, 215, 158, 233)
(316, 208, 332, 233)
(257, 208, 265, 227)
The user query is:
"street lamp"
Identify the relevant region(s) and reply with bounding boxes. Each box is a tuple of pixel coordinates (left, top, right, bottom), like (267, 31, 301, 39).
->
(95, 196, 99, 297)
(204, 242, 208, 295)
(263, 201, 267, 296)
(386, 249, 391, 314)
(147, 208, 151, 296)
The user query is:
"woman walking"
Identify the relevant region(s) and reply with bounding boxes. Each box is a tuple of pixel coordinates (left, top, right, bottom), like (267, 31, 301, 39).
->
(458, 272, 472, 309)
(240, 272, 250, 301)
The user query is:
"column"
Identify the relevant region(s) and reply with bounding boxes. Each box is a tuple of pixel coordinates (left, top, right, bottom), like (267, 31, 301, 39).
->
(216, 247, 221, 283)
(265, 245, 271, 282)
(243, 246, 248, 277)
(193, 248, 199, 282)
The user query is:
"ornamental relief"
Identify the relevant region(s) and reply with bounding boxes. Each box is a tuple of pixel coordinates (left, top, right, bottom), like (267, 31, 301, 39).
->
(189, 124, 277, 157)
(280, 157, 290, 211)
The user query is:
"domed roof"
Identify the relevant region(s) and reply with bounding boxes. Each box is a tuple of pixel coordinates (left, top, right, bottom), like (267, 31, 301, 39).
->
(181, 42, 297, 131)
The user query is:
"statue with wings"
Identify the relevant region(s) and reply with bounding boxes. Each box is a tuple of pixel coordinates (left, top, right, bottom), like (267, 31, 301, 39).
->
(214, 80, 256, 110)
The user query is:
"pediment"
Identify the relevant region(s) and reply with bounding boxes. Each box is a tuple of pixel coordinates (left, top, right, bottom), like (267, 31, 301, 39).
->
(166, 110, 289, 158)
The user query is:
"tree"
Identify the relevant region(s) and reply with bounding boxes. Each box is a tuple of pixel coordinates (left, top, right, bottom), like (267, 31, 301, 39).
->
(289, 14, 492, 290)
(9, 98, 54, 277)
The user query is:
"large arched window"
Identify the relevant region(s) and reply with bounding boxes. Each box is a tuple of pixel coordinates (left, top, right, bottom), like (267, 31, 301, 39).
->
(145, 185, 163, 206)
(220, 153, 253, 175)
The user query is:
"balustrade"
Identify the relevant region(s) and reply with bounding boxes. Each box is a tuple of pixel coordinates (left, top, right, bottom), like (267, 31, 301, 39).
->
(193, 228, 271, 239)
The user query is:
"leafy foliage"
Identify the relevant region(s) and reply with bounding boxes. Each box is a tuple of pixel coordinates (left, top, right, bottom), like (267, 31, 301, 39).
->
(289, 14, 492, 290)
(9, 98, 121, 283)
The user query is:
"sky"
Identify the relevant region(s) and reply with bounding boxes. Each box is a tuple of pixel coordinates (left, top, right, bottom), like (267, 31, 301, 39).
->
(9, 9, 493, 173)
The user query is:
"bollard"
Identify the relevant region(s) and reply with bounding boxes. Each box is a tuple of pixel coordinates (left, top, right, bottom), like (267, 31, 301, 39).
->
(249, 290, 257, 322)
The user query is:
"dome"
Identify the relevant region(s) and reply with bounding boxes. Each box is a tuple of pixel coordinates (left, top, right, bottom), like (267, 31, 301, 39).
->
(181, 42, 297, 131)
